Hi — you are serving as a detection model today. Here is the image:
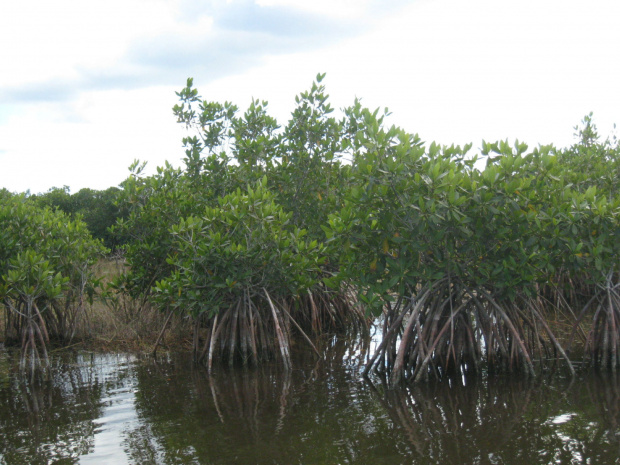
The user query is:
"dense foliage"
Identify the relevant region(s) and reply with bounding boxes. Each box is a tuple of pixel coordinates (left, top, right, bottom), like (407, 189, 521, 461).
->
(8, 75, 616, 380)
(31, 186, 127, 250)
(111, 75, 619, 378)
(0, 193, 106, 372)
(114, 75, 365, 367)
(326, 107, 620, 380)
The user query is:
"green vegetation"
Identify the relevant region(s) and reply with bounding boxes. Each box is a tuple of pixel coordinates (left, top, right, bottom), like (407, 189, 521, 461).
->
(31, 185, 127, 250)
(1, 76, 618, 382)
(0, 194, 106, 373)
(328, 108, 620, 381)
(113, 75, 365, 368)
(153, 179, 329, 368)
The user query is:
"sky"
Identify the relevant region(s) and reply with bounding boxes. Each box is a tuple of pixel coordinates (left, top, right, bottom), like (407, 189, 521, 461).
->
(1, 0, 619, 194)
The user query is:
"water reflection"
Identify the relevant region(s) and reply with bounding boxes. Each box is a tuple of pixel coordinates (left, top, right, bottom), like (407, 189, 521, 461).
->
(123, 339, 403, 464)
(0, 351, 137, 464)
(0, 346, 619, 464)
(367, 372, 620, 464)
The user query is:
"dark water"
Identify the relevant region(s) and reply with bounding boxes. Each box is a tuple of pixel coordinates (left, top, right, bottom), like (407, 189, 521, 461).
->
(0, 342, 619, 465)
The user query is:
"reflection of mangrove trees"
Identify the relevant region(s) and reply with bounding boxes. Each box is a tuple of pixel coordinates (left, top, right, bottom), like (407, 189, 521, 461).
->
(124, 344, 410, 465)
(0, 352, 108, 464)
(368, 372, 620, 464)
(1, 348, 618, 464)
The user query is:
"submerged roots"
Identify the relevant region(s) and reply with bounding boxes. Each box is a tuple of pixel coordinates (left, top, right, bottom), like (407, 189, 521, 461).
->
(161, 272, 619, 381)
(571, 271, 620, 372)
(366, 278, 576, 384)
(185, 285, 367, 371)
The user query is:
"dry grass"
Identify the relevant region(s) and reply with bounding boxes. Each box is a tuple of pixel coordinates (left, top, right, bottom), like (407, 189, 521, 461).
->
(73, 257, 192, 353)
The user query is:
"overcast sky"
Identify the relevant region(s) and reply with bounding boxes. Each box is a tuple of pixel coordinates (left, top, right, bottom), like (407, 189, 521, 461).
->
(1, 0, 619, 194)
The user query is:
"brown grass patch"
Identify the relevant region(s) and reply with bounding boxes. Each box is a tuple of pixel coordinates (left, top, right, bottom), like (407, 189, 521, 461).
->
(73, 257, 192, 353)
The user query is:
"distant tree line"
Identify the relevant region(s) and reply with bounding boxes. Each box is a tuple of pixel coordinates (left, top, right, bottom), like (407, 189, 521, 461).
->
(29, 186, 127, 251)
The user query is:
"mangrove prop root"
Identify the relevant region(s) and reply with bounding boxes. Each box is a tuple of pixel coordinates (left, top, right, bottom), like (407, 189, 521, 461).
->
(264, 289, 292, 371)
(152, 308, 175, 357)
(584, 274, 620, 370)
(186, 283, 361, 369)
(370, 277, 580, 384)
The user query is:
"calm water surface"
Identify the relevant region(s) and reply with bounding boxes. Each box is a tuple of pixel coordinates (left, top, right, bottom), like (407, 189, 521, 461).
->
(0, 342, 618, 465)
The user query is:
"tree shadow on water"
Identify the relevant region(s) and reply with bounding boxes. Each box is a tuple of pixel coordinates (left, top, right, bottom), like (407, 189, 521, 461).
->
(124, 337, 401, 465)
(0, 351, 107, 465)
(365, 371, 620, 465)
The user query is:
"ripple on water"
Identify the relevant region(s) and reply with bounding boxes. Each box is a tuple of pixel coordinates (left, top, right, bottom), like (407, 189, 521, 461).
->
(81, 356, 140, 465)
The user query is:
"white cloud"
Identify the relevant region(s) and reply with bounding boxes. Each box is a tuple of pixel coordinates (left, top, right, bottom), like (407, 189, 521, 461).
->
(256, 0, 373, 18)
(0, 0, 178, 88)
(0, 0, 619, 193)
(0, 86, 186, 193)
(265, 0, 620, 148)
(0, 0, 369, 104)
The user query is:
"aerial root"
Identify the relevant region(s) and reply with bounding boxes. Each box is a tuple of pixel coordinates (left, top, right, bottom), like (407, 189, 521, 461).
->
(367, 278, 577, 384)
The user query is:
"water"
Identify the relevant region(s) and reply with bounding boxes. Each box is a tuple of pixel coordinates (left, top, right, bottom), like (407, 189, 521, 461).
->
(0, 343, 618, 465)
